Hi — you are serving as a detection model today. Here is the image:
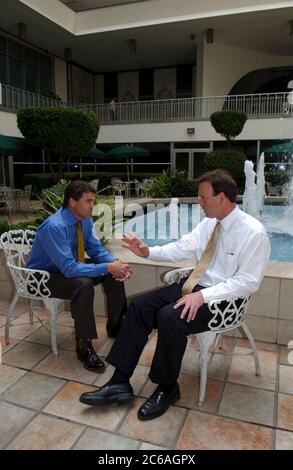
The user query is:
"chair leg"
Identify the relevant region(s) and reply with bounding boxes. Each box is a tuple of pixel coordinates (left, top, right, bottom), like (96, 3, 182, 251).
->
(196, 331, 217, 406)
(5, 293, 19, 345)
(44, 298, 61, 357)
(240, 323, 261, 376)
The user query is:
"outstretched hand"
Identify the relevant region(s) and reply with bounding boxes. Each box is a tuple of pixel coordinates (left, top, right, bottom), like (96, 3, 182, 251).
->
(122, 233, 149, 258)
(174, 291, 204, 322)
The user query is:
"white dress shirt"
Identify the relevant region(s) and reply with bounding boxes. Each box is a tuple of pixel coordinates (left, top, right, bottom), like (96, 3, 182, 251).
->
(148, 206, 271, 303)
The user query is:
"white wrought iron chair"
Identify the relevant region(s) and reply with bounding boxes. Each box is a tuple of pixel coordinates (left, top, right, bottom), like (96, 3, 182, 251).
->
(90, 179, 99, 191)
(164, 267, 260, 406)
(0, 230, 62, 357)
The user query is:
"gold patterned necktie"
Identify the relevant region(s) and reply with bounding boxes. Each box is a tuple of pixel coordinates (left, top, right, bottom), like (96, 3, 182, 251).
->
(76, 221, 85, 263)
(182, 222, 221, 295)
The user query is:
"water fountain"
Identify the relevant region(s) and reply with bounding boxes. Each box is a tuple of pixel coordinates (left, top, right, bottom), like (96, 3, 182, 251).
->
(242, 160, 259, 218)
(255, 153, 266, 215)
(243, 153, 267, 219)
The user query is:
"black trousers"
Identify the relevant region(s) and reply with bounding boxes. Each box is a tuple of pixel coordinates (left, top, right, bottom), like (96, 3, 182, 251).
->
(106, 281, 214, 384)
(47, 271, 127, 340)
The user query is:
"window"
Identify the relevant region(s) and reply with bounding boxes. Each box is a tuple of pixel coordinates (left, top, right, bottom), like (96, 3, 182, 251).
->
(104, 72, 117, 102)
(0, 34, 53, 95)
(139, 69, 153, 101)
(176, 64, 192, 98)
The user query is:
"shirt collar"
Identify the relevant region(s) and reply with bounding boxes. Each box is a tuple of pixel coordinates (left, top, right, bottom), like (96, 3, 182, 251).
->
(219, 206, 240, 231)
(61, 207, 79, 226)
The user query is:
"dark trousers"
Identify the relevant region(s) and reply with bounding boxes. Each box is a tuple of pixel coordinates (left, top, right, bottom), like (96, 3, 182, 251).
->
(47, 272, 127, 340)
(106, 281, 214, 384)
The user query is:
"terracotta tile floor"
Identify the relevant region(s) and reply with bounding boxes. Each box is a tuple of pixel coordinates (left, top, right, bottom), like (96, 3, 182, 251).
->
(0, 302, 292, 450)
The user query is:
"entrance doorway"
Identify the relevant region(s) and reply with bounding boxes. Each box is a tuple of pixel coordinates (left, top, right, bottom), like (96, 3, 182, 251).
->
(173, 148, 209, 178)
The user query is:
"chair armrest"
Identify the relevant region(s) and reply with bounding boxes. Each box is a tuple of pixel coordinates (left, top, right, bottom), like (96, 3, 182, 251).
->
(7, 262, 52, 299)
(163, 267, 194, 285)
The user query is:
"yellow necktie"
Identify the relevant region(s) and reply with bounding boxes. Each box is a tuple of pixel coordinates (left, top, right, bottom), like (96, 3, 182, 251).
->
(182, 222, 221, 295)
(76, 221, 85, 263)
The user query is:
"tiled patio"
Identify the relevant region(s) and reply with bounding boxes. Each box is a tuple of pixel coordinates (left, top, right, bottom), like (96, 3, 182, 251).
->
(0, 299, 292, 450)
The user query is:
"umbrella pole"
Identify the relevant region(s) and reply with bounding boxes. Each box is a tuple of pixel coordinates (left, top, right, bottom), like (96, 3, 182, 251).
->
(1, 154, 5, 186)
(127, 159, 130, 181)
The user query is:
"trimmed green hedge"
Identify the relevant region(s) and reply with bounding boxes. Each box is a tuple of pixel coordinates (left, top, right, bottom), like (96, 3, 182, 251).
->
(205, 149, 246, 185)
(210, 110, 247, 144)
(17, 107, 99, 157)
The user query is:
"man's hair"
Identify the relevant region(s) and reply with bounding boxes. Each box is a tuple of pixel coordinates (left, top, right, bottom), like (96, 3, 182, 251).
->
(63, 180, 96, 208)
(198, 169, 237, 203)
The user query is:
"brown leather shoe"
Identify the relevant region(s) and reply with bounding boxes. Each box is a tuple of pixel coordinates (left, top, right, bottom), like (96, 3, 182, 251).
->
(76, 339, 105, 373)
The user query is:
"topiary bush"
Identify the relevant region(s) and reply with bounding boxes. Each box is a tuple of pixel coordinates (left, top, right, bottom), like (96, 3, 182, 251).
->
(17, 107, 100, 181)
(205, 149, 246, 186)
(210, 110, 247, 147)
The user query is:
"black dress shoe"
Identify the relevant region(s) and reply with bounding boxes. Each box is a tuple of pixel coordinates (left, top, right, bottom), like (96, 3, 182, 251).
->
(106, 317, 123, 338)
(137, 384, 180, 421)
(79, 382, 134, 406)
(76, 339, 105, 373)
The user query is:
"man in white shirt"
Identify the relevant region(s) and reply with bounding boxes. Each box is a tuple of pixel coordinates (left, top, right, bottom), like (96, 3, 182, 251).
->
(80, 169, 271, 420)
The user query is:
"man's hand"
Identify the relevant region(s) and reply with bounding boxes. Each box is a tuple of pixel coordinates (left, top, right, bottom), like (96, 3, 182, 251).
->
(122, 233, 149, 258)
(108, 260, 132, 282)
(174, 291, 204, 322)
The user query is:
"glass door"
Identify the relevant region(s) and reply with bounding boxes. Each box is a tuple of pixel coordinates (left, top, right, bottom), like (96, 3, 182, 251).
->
(192, 150, 208, 179)
(174, 151, 192, 178)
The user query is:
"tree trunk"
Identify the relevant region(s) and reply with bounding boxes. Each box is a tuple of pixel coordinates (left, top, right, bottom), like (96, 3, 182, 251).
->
(57, 154, 64, 182)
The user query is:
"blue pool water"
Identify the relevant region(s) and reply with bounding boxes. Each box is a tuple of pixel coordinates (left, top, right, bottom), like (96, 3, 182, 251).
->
(124, 203, 293, 262)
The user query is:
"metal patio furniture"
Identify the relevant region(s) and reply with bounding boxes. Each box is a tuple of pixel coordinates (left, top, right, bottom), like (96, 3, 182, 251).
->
(164, 266, 260, 405)
(0, 230, 62, 357)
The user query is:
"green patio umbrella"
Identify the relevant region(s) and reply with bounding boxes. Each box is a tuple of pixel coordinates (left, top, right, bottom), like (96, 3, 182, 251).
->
(106, 145, 150, 180)
(0, 135, 34, 186)
(0, 135, 33, 155)
(264, 141, 293, 155)
(89, 147, 105, 158)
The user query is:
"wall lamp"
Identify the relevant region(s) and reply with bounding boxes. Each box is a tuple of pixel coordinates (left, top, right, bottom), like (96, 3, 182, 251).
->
(17, 23, 27, 39)
(128, 38, 136, 54)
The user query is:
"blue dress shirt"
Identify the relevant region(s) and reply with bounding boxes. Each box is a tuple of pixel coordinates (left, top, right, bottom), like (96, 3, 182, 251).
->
(27, 207, 115, 278)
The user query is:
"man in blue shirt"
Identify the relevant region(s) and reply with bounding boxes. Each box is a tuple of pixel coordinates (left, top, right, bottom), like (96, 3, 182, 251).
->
(28, 180, 131, 372)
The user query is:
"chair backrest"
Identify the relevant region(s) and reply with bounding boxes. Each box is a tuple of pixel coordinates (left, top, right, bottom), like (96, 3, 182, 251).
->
(164, 266, 251, 333)
(207, 296, 251, 332)
(0, 229, 36, 267)
(24, 185, 32, 198)
(111, 178, 123, 184)
(90, 179, 99, 191)
(0, 229, 51, 300)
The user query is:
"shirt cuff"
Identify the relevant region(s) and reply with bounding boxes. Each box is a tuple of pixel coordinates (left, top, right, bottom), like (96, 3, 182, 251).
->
(200, 286, 214, 303)
(95, 262, 109, 277)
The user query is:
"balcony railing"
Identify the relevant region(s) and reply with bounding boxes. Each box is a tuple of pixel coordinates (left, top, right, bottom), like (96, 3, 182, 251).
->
(0, 83, 64, 112)
(1, 82, 292, 123)
(78, 93, 293, 123)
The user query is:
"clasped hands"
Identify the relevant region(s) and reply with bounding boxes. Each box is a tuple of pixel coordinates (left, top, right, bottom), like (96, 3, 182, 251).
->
(108, 260, 132, 282)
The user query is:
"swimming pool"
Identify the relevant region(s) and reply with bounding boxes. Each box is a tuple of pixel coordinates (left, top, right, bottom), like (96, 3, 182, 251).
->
(123, 203, 293, 262)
